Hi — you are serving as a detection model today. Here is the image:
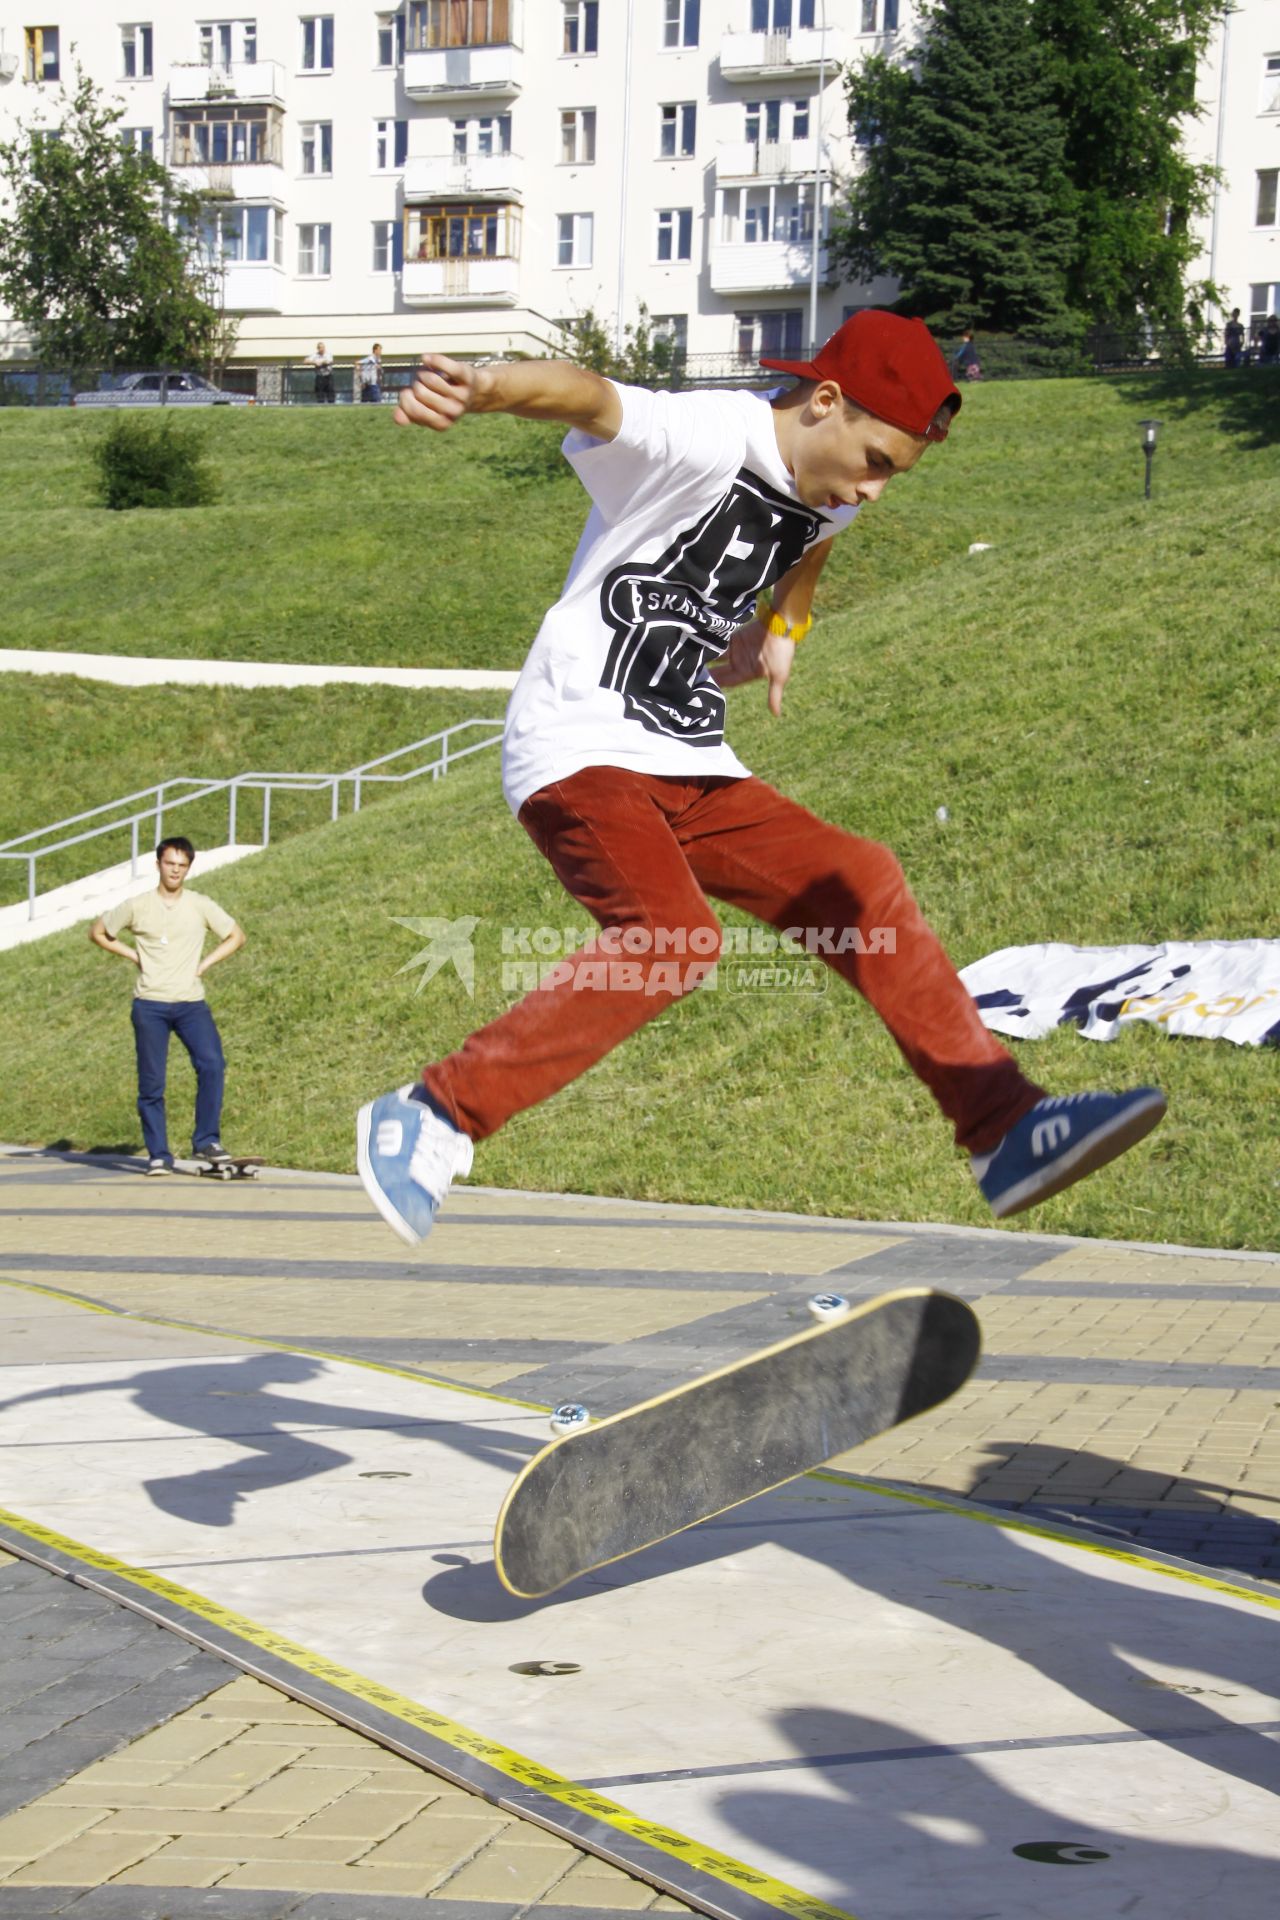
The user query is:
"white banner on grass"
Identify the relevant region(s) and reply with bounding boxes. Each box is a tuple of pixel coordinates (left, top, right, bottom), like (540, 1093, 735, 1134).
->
(959, 940, 1280, 1047)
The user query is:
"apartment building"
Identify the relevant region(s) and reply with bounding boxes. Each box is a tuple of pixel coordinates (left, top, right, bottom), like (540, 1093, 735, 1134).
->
(0, 3, 1273, 367)
(0, 1, 911, 366)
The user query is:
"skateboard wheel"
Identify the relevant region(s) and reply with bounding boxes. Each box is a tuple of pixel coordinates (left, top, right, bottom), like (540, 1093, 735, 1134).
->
(807, 1292, 850, 1323)
(550, 1402, 589, 1436)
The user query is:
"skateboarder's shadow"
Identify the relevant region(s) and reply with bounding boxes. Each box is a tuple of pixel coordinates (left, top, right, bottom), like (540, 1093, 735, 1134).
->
(0, 1352, 538, 1530)
(713, 1705, 1276, 1914)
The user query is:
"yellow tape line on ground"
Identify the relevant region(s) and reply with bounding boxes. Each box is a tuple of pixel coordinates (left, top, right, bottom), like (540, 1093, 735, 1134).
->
(0, 1273, 549, 1410)
(810, 1471, 1280, 1610)
(0, 1505, 856, 1920)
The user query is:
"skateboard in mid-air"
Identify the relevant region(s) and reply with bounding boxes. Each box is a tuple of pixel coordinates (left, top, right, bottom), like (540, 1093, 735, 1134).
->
(494, 1286, 980, 1598)
(171, 1155, 264, 1182)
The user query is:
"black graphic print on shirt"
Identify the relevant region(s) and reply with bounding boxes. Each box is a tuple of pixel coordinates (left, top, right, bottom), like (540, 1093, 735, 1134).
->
(598, 466, 824, 746)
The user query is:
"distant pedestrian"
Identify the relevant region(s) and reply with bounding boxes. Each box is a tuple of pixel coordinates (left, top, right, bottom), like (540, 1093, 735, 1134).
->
(90, 838, 246, 1175)
(952, 329, 982, 381)
(1261, 314, 1280, 365)
(360, 343, 383, 404)
(309, 341, 335, 403)
(1222, 309, 1245, 368)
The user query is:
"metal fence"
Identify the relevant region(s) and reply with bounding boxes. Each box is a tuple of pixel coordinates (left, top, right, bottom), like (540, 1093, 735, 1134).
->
(0, 718, 504, 918)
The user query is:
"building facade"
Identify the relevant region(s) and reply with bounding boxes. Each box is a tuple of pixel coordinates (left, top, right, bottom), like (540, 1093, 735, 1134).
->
(0, 2, 1273, 368)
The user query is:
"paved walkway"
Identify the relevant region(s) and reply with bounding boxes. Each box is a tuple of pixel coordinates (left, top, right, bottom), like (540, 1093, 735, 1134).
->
(0, 651, 519, 693)
(1, 1148, 1277, 1916)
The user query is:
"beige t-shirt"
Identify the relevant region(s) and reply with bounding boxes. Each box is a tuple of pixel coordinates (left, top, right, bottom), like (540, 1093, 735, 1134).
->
(102, 887, 237, 1002)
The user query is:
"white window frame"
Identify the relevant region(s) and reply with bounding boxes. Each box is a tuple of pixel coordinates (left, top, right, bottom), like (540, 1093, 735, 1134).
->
(300, 14, 335, 72)
(661, 0, 699, 51)
(300, 120, 333, 176)
(372, 219, 401, 272)
(656, 207, 693, 262)
(1257, 169, 1279, 229)
(200, 201, 281, 266)
(560, 107, 596, 165)
(120, 125, 155, 155)
(121, 23, 153, 80)
(1264, 56, 1280, 115)
(652, 313, 688, 354)
(556, 211, 593, 267)
(297, 220, 332, 276)
(562, 0, 598, 56)
(375, 8, 405, 66)
(791, 97, 810, 140)
(372, 118, 407, 170)
(659, 102, 696, 158)
(198, 20, 257, 66)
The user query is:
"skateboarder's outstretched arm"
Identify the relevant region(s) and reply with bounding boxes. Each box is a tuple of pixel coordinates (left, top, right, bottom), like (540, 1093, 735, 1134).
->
(395, 353, 622, 442)
(712, 535, 835, 718)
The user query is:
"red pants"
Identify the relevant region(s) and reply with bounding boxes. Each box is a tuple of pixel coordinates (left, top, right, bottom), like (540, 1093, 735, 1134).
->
(423, 769, 1041, 1155)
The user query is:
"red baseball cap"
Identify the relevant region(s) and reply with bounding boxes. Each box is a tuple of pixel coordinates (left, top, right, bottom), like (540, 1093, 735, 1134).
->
(761, 309, 961, 441)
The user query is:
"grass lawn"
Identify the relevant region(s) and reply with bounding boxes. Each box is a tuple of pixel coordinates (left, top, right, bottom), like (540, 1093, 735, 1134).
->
(0, 369, 1275, 1248)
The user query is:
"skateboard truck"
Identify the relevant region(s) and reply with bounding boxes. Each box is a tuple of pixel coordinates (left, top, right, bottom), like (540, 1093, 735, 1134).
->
(807, 1292, 851, 1323)
(550, 1403, 590, 1436)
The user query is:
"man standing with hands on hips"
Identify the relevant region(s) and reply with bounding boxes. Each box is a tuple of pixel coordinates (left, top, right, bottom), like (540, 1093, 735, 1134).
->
(90, 838, 245, 1174)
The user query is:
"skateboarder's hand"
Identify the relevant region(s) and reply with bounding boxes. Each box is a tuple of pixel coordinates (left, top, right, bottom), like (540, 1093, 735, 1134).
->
(710, 617, 795, 718)
(395, 353, 494, 431)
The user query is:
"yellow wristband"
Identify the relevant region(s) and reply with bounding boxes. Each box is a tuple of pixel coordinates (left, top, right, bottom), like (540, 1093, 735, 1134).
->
(756, 595, 813, 645)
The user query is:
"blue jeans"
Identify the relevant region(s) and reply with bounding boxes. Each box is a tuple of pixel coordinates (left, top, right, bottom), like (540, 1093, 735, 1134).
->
(130, 999, 225, 1160)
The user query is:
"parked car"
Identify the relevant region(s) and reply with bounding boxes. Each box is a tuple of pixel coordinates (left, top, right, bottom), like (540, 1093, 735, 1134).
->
(72, 372, 252, 407)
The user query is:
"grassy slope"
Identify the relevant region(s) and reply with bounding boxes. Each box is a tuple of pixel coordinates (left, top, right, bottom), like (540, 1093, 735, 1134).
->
(0, 371, 1276, 1248)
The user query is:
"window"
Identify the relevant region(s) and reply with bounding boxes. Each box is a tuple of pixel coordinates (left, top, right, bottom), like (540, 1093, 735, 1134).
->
(23, 26, 59, 82)
(659, 102, 696, 157)
(751, 0, 814, 28)
(197, 202, 282, 266)
(652, 313, 688, 355)
(884, 0, 899, 27)
(656, 207, 693, 261)
(300, 121, 333, 174)
(662, 0, 699, 51)
(407, 201, 520, 259)
(560, 108, 596, 164)
(298, 221, 332, 275)
(375, 8, 405, 64)
(300, 15, 334, 69)
(556, 211, 593, 266)
(1264, 56, 1280, 114)
(745, 100, 781, 146)
(861, 0, 876, 30)
(120, 126, 155, 155)
(1249, 281, 1280, 328)
(373, 118, 408, 168)
(372, 219, 404, 271)
(737, 309, 803, 359)
(199, 20, 257, 65)
(744, 193, 770, 242)
(475, 112, 511, 153)
(562, 0, 598, 54)
(408, 0, 511, 52)
(1258, 170, 1279, 228)
(173, 106, 282, 165)
(121, 23, 153, 79)
(792, 98, 809, 139)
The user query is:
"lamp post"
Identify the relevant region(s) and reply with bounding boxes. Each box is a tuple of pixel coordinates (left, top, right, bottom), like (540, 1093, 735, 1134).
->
(808, 0, 828, 355)
(1139, 419, 1161, 499)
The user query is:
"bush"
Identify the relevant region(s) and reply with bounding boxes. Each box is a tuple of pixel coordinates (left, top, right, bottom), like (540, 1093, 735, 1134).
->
(91, 412, 220, 510)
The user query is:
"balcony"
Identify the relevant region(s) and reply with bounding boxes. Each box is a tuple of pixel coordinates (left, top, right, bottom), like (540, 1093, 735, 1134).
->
(719, 28, 845, 81)
(401, 256, 520, 305)
(217, 261, 287, 314)
(403, 152, 522, 201)
(716, 137, 817, 184)
(404, 42, 521, 101)
(168, 60, 286, 106)
(709, 239, 827, 295)
(174, 161, 285, 201)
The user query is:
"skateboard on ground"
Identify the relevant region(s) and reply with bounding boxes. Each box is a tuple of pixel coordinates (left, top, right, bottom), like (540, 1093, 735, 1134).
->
(171, 1155, 263, 1182)
(494, 1286, 980, 1598)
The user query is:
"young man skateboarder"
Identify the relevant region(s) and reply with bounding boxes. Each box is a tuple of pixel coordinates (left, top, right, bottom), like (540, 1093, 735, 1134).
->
(357, 311, 1165, 1244)
(90, 837, 246, 1173)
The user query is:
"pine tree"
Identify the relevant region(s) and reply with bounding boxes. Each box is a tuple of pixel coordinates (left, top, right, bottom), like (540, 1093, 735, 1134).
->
(836, 0, 1077, 333)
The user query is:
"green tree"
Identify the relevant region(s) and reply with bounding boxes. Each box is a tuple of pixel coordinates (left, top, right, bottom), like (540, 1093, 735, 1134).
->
(0, 67, 222, 372)
(835, 0, 1078, 334)
(1035, 0, 1222, 348)
(618, 303, 685, 388)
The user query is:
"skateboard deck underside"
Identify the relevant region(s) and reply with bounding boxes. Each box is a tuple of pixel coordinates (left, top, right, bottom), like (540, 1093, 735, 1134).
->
(172, 1157, 262, 1180)
(496, 1287, 979, 1598)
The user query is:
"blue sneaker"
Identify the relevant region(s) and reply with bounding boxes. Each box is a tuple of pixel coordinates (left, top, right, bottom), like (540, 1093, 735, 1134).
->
(973, 1087, 1166, 1219)
(356, 1084, 474, 1246)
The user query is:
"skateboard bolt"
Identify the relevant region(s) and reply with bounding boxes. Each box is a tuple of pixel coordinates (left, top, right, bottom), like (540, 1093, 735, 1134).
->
(807, 1292, 850, 1323)
(550, 1402, 589, 1435)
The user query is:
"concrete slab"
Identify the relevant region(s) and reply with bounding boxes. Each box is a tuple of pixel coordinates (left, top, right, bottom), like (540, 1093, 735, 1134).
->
(1, 1350, 1275, 1920)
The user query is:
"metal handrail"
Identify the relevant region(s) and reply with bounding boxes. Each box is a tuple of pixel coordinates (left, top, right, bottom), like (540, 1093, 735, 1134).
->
(0, 718, 504, 919)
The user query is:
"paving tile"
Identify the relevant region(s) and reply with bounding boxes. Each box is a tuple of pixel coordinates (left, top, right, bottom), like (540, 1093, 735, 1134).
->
(0, 1806, 107, 1863)
(4, 1829, 164, 1886)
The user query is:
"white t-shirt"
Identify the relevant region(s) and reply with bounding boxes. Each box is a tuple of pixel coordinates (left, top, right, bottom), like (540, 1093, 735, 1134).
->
(501, 382, 858, 815)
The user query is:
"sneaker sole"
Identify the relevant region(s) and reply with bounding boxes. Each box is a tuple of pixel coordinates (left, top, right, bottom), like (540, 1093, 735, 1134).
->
(356, 1099, 428, 1248)
(990, 1091, 1168, 1219)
